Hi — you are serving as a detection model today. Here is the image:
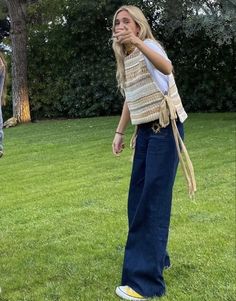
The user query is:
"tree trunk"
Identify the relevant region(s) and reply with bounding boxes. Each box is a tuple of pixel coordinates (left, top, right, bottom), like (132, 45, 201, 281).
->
(5, 0, 31, 123)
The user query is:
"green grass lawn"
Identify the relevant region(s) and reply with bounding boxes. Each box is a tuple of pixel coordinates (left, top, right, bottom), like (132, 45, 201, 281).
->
(0, 113, 235, 301)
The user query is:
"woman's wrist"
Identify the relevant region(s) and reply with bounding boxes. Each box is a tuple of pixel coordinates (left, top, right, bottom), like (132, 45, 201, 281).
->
(133, 37, 143, 48)
(115, 131, 125, 136)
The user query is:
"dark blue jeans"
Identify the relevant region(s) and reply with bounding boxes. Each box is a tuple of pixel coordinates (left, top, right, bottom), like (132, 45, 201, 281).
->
(121, 120, 184, 298)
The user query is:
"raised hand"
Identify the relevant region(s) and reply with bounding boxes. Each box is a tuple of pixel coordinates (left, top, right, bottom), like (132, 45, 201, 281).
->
(113, 25, 140, 46)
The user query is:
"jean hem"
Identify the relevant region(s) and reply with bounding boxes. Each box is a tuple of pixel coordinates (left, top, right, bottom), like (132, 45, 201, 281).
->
(124, 281, 165, 298)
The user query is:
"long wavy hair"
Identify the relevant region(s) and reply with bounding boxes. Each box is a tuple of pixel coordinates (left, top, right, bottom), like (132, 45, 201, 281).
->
(112, 5, 159, 95)
(0, 52, 7, 106)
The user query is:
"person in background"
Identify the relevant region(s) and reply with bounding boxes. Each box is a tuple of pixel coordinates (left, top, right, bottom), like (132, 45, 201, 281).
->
(0, 52, 7, 158)
(111, 5, 196, 300)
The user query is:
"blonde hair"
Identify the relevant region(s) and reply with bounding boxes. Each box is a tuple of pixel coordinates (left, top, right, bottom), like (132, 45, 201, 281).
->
(112, 5, 158, 94)
(0, 52, 7, 106)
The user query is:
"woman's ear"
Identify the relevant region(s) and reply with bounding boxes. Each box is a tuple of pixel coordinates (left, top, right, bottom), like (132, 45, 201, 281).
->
(136, 24, 141, 35)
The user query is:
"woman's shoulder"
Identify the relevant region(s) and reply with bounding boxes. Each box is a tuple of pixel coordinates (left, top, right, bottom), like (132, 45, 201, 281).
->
(143, 38, 163, 48)
(143, 39, 169, 59)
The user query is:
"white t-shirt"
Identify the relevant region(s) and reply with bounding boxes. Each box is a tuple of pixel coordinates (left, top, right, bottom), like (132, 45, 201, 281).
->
(142, 39, 170, 95)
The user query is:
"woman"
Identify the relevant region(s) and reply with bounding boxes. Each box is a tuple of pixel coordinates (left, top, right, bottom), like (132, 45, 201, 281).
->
(0, 52, 6, 158)
(111, 5, 196, 300)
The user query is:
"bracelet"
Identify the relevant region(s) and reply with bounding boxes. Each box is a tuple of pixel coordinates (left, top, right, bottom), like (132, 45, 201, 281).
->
(115, 131, 124, 136)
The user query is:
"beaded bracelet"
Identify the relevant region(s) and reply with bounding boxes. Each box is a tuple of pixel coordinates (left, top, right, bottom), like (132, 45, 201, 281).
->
(115, 131, 124, 136)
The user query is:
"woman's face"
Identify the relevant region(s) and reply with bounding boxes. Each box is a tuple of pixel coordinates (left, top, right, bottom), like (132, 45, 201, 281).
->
(114, 10, 139, 36)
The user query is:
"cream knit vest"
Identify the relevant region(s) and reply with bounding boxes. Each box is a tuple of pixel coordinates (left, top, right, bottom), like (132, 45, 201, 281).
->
(124, 47, 187, 125)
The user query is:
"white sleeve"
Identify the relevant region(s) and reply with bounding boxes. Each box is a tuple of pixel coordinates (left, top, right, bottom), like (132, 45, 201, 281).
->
(142, 39, 170, 94)
(143, 39, 171, 60)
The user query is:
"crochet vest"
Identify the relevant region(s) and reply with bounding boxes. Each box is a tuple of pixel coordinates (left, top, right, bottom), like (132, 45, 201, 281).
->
(124, 47, 187, 125)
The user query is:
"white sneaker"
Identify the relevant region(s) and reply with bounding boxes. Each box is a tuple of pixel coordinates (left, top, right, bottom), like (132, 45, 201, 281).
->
(115, 286, 147, 300)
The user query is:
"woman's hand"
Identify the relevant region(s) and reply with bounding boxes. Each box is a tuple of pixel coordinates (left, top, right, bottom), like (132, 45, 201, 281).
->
(114, 25, 140, 46)
(112, 133, 125, 156)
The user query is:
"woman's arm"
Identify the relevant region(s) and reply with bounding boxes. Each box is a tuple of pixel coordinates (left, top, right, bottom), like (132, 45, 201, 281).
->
(112, 101, 130, 156)
(114, 26, 173, 75)
(135, 40, 173, 75)
(115, 100, 130, 134)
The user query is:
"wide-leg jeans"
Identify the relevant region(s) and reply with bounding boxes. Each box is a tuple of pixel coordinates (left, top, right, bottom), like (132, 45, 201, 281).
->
(121, 120, 184, 298)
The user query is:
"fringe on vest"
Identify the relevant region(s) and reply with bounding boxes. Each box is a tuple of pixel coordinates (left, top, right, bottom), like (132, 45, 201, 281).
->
(163, 95, 196, 198)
